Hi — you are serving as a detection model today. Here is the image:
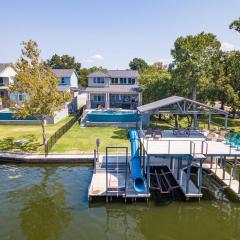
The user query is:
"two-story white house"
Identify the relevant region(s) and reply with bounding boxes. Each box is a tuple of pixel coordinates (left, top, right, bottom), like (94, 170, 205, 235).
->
(84, 70, 142, 109)
(0, 63, 16, 101)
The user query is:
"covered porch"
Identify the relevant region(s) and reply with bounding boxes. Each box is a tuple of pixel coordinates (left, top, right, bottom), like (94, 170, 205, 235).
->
(87, 92, 142, 110)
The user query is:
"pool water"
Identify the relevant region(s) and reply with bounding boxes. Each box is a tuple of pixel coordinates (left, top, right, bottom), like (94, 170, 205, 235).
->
(1, 164, 240, 240)
(0, 109, 36, 120)
(87, 110, 138, 122)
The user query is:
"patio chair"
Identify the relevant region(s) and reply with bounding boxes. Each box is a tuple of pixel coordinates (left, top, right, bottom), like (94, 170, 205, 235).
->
(206, 131, 216, 141)
(145, 128, 153, 138)
(217, 130, 228, 142)
(154, 129, 162, 139)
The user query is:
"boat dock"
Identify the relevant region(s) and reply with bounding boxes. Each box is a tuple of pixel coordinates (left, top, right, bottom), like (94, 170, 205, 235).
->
(88, 155, 150, 202)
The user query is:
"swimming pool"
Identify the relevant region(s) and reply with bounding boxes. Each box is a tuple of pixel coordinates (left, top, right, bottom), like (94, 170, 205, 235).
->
(86, 110, 138, 122)
(0, 109, 37, 120)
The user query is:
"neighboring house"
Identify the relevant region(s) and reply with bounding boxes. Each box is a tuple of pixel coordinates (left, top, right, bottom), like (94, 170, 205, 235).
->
(84, 70, 142, 109)
(9, 68, 80, 106)
(52, 69, 79, 95)
(0, 63, 16, 100)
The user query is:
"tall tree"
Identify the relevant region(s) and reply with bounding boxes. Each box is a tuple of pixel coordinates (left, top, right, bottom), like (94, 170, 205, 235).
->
(11, 40, 71, 147)
(208, 51, 239, 111)
(129, 58, 148, 72)
(170, 32, 221, 101)
(140, 65, 172, 104)
(229, 18, 240, 33)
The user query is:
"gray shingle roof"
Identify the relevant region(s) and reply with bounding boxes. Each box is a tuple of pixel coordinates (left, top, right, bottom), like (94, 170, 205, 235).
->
(0, 63, 10, 73)
(52, 69, 75, 78)
(87, 71, 110, 78)
(107, 70, 139, 78)
(87, 70, 139, 78)
(84, 84, 141, 93)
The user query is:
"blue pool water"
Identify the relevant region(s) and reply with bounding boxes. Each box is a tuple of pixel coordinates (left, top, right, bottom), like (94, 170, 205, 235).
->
(0, 109, 37, 120)
(87, 110, 138, 122)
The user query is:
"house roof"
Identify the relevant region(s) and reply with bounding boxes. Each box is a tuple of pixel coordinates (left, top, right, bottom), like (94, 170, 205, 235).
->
(52, 69, 75, 78)
(137, 96, 227, 114)
(107, 70, 139, 78)
(87, 71, 110, 78)
(0, 63, 10, 73)
(84, 84, 141, 94)
(87, 70, 139, 78)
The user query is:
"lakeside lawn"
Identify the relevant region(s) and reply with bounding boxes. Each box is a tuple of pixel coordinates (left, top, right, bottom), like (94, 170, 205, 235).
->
(0, 116, 74, 152)
(50, 124, 130, 153)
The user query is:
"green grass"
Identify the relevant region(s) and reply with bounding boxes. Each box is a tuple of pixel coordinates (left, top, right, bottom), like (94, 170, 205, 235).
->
(0, 116, 74, 152)
(150, 115, 240, 132)
(50, 124, 130, 153)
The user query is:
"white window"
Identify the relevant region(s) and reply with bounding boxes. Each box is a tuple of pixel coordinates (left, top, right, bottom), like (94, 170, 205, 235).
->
(61, 77, 65, 84)
(0, 78, 3, 86)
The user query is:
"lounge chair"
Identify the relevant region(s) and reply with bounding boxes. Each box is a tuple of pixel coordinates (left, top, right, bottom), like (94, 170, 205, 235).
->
(225, 132, 238, 145)
(231, 137, 240, 150)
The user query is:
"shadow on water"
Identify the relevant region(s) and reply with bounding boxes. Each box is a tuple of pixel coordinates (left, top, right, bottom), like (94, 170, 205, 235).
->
(7, 167, 72, 240)
(0, 135, 41, 152)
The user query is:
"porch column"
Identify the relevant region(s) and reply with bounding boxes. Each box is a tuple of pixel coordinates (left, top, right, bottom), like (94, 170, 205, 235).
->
(138, 93, 142, 106)
(87, 93, 91, 109)
(224, 114, 228, 130)
(105, 93, 110, 109)
(208, 112, 211, 130)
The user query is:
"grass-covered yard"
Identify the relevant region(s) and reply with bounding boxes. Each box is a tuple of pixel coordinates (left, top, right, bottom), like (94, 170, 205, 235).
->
(50, 124, 130, 153)
(0, 116, 74, 152)
(150, 115, 240, 132)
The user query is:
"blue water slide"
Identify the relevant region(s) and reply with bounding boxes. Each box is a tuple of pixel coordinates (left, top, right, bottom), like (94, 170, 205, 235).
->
(129, 129, 146, 192)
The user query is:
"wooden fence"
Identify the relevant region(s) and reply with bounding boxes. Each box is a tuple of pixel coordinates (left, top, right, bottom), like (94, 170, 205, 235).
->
(45, 108, 83, 154)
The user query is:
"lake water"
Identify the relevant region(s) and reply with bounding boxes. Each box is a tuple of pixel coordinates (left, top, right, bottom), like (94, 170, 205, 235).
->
(1, 164, 240, 240)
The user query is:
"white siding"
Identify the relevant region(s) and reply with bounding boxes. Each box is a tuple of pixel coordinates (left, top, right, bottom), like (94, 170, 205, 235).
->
(0, 67, 16, 81)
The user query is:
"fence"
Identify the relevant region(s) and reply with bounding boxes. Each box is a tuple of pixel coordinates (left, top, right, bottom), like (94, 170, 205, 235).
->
(45, 108, 83, 154)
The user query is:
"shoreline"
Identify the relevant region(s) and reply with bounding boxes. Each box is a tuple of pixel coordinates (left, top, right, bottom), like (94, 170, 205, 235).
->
(0, 152, 94, 164)
(0, 151, 129, 164)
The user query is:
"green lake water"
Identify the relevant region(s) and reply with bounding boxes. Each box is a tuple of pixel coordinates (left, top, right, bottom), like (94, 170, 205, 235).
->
(1, 164, 240, 240)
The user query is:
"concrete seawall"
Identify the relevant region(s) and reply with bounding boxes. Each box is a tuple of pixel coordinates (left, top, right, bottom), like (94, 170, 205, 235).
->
(0, 152, 94, 164)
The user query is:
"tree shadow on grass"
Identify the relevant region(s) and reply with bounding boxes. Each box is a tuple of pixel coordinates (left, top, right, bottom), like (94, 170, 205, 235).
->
(111, 128, 129, 140)
(0, 134, 42, 152)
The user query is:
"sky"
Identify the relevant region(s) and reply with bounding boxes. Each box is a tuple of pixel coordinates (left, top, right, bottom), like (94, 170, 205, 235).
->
(1, 0, 240, 69)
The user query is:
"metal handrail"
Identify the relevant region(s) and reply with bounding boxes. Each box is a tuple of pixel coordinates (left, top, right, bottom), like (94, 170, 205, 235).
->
(201, 141, 208, 155)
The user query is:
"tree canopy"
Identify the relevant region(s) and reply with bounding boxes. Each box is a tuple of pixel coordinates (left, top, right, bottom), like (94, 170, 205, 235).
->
(170, 32, 221, 101)
(140, 66, 171, 104)
(47, 54, 81, 72)
(129, 58, 149, 72)
(11, 40, 71, 146)
(229, 18, 240, 33)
